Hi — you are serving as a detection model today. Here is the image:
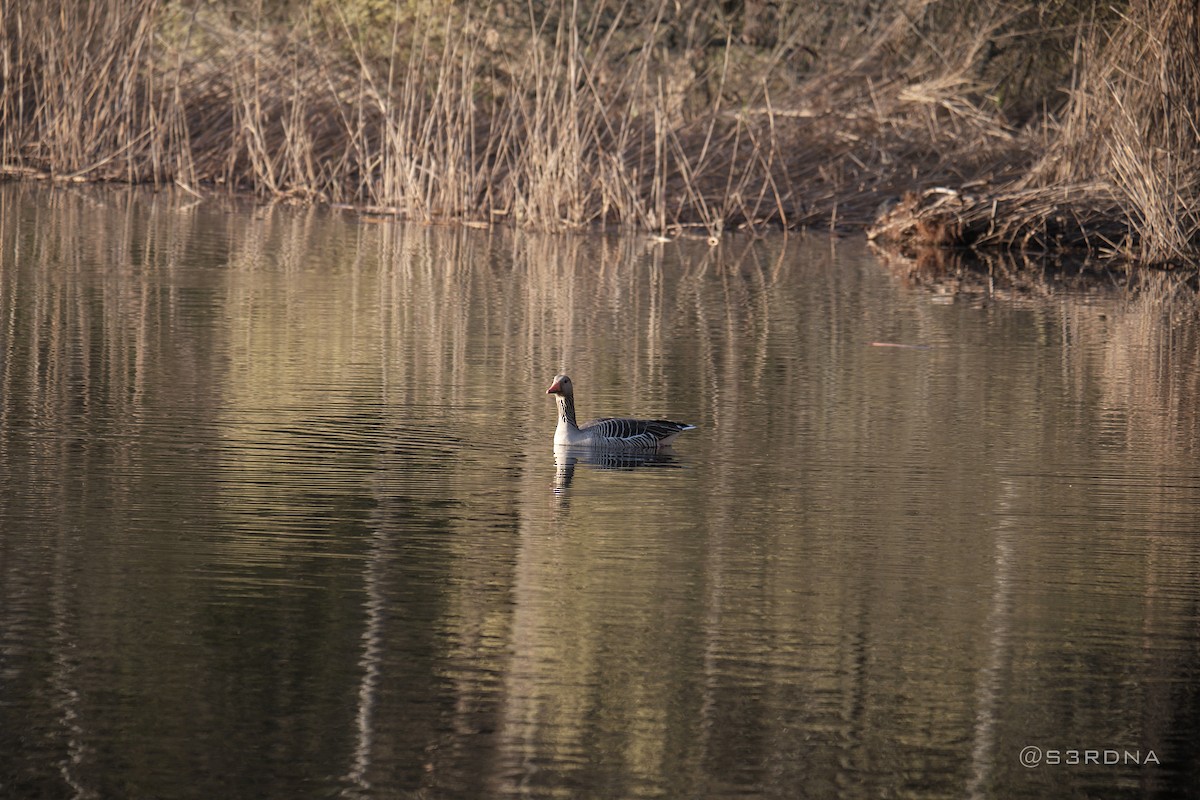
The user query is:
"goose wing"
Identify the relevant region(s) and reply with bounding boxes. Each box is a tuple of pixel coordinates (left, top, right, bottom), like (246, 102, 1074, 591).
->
(581, 417, 697, 447)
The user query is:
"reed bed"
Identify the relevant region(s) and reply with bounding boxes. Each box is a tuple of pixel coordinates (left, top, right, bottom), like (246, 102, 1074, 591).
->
(3, 0, 1196, 264)
(870, 1, 1200, 266)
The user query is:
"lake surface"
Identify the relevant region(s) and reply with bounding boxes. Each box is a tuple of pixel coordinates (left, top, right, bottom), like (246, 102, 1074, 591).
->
(2, 185, 1199, 799)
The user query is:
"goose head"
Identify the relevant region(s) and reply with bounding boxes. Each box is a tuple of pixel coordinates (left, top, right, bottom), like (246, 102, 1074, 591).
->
(546, 374, 573, 396)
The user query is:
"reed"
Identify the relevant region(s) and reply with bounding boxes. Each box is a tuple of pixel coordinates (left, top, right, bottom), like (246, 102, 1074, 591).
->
(1, 0, 180, 183)
(1030, 0, 1200, 264)
(869, 1, 1200, 266)
(4, 0, 1196, 264)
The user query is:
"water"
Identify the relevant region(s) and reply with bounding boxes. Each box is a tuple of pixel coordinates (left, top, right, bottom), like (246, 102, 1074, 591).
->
(2, 185, 1199, 799)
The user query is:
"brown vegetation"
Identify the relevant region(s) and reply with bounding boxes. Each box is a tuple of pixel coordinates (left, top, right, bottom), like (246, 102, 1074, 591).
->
(868, 1, 1200, 267)
(2, 0, 1197, 265)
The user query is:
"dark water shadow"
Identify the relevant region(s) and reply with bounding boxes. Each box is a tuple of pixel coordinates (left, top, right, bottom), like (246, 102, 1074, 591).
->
(868, 242, 1200, 302)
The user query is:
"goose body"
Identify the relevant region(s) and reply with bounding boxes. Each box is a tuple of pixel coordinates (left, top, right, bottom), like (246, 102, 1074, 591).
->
(546, 374, 696, 449)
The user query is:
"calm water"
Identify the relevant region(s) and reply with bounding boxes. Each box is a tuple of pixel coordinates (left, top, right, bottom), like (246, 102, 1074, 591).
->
(2, 185, 1199, 799)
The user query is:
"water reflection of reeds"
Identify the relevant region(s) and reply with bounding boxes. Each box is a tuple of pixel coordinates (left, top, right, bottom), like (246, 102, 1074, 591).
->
(874, 244, 1200, 792)
(5, 186, 1200, 796)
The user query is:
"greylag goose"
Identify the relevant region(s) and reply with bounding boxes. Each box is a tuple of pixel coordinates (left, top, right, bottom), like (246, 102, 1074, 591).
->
(546, 374, 696, 449)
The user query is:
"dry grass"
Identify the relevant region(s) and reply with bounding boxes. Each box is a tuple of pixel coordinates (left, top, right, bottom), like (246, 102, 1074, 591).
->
(870, 1, 1200, 267)
(5, 0, 1196, 264)
(1032, 1, 1200, 264)
(0, 0, 189, 184)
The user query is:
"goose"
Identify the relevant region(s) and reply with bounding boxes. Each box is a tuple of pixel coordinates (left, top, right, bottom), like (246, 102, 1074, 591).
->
(546, 374, 696, 449)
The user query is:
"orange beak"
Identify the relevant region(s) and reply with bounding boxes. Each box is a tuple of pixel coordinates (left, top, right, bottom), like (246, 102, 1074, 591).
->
(546, 379, 562, 394)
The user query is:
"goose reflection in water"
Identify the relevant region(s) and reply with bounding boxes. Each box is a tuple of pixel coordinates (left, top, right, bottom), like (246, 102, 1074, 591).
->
(553, 443, 684, 495)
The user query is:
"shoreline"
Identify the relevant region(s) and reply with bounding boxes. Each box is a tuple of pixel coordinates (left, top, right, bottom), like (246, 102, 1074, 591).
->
(3, 1, 1196, 268)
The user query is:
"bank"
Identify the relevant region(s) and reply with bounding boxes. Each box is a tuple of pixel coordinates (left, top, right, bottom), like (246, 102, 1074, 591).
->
(2, 0, 1196, 268)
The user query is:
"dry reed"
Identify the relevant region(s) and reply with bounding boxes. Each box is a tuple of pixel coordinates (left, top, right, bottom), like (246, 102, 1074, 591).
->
(3, 0, 1196, 264)
(870, 1, 1200, 267)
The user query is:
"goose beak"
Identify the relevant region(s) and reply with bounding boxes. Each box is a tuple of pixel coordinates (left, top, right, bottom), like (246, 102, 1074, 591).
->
(546, 379, 562, 394)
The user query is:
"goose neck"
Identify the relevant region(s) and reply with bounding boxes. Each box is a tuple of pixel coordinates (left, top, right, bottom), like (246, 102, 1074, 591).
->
(556, 394, 578, 429)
